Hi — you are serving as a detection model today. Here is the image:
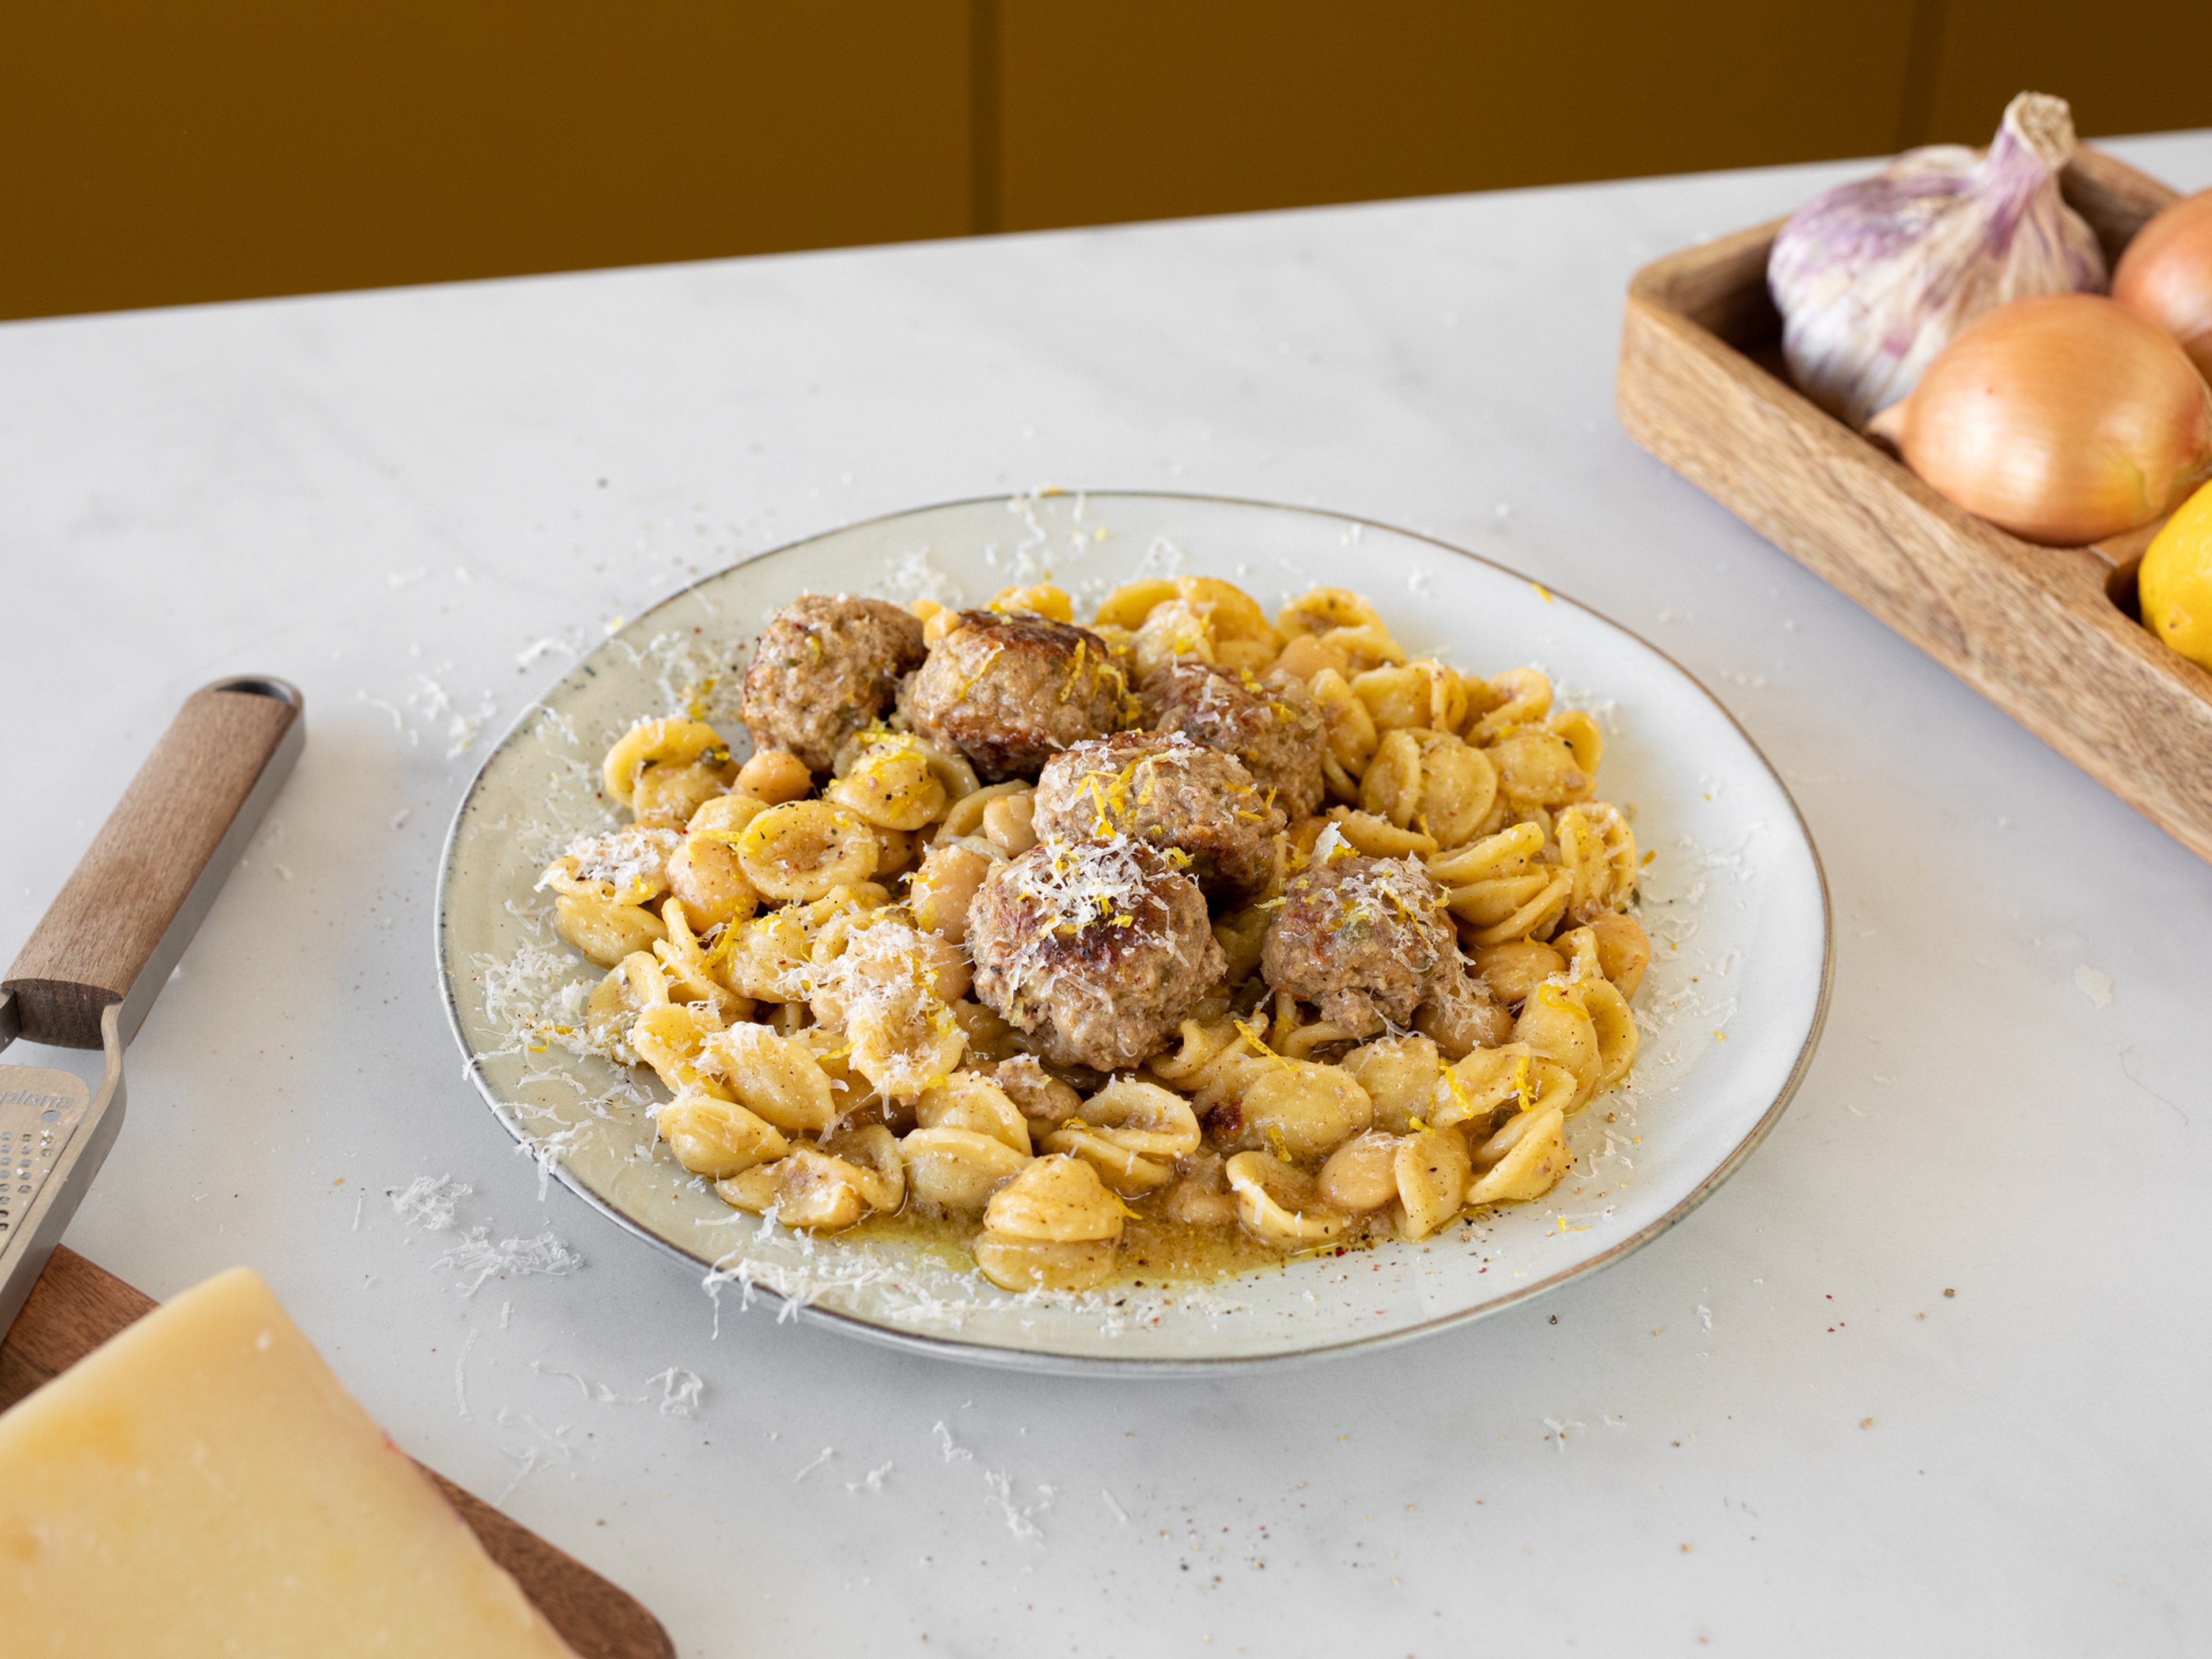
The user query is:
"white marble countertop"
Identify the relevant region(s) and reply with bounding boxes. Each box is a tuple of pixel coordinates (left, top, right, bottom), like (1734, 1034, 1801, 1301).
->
(5, 132, 2210, 1656)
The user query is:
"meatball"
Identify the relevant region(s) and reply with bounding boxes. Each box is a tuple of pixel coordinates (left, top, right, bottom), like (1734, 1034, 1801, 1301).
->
(1261, 839, 1459, 1035)
(968, 837, 1226, 1072)
(1141, 661, 1327, 820)
(1032, 731, 1283, 899)
(899, 610, 1127, 781)
(741, 594, 927, 775)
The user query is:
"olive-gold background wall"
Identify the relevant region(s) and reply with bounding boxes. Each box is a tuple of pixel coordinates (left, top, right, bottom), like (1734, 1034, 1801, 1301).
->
(5, 1, 2207, 321)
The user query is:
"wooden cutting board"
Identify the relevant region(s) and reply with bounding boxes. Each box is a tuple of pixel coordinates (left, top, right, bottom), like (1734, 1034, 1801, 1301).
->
(0, 1247, 675, 1659)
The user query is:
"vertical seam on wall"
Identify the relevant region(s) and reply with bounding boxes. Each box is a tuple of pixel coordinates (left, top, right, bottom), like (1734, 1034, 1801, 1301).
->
(971, 0, 1002, 234)
(1896, 0, 1951, 149)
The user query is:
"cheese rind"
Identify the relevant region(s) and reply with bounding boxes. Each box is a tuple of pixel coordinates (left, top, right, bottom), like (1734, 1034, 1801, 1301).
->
(0, 1267, 577, 1657)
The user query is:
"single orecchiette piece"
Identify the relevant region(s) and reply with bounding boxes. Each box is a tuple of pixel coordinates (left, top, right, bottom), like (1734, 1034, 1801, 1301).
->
(1351, 659, 1467, 736)
(603, 718, 733, 812)
(1226, 1152, 1350, 1245)
(1342, 1034, 1443, 1134)
(1132, 599, 1219, 681)
(1394, 1128, 1474, 1240)
(716, 905, 817, 1003)
(1439, 820, 1571, 948)
(715, 1146, 877, 1230)
(1308, 668, 1380, 802)
(980, 1152, 1125, 1243)
(991, 582, 1074, 622)
(1486, 727, 1592, 815)
(1042, 1077, 1200, 1195)
(666, 830, 760, 933)
(552, 891, 669, 969)
(1426, 1043, 1577, 1135)
(900, 1126, 1030, 1213)
(915, 1073, 1031, 1154)
(1549, 707, 1604, 775)
(584, 951, 666, 1060)
(653, 901, 748, 1019)
(1093, 577, 1179, 631)
(1229, 1060, 1373, 1161)
(825, 731, 952, 831)
(1511, 983, 1600, 1109)
(1469, 938, 1566, 1006)
(696, 1022, 839, 1133)
(541, 825, 684, 906)
(1416, 736, 1499, 849)
(736, 800, 880, 902)
(1324, 808, 1438, 861)
(974, 1154, 1125, 1291)
(820, 1124, 907, 1212)
(632, 758, 735, 829)
(1178, 576, 1279, 653)
(1513, 976, 1638, 1108)
(1358, 729, 1497, 847)
(1465, 1105, 1573, 1206)
(1555, 802, 1637, 922)
(1321, 623, 1408, 675)
(630, 1000, 727, 1096)
(1275, 587, 1382, 639)
(656, 1090, 789, 1179)
(1272, 631, 1349, 682)
(1465, 668, 1552, 745)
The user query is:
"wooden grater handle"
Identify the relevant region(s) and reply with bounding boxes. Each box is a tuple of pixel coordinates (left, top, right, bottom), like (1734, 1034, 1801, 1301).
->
(3, 679, 305, 1050)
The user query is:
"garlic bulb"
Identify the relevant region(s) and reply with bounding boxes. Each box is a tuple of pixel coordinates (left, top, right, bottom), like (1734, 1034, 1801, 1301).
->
(1769, 92, 2108, 429)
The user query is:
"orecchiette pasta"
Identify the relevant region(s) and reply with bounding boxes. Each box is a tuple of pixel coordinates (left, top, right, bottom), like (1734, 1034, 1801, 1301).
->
(737, 800, 880, 902)
(536, 571, 1656, 1292)
(657, 1091, 789, 1179)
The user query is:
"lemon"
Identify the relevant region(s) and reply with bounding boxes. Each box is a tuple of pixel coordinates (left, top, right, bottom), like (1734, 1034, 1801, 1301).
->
(2139, 479, 2212, 672)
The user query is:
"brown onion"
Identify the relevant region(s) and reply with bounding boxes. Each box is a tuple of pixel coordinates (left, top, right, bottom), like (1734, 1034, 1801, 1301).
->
(1865, 293, 2212, 545)
(2114, 190, 2212, 378)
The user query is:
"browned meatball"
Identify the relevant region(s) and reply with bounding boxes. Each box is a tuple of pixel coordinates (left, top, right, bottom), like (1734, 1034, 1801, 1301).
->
(1141, 661, 1326, 820)
(1261, 842, 1458, 1035)
(968, 837, 1226, 1072)
(741, 594, 926, 774)
(1032, 732, 1282, 899)
(899, 611, 1127, 781)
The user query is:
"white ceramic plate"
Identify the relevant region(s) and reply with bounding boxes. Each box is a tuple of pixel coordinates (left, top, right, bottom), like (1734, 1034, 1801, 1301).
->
(437, 493, 1830, 1372)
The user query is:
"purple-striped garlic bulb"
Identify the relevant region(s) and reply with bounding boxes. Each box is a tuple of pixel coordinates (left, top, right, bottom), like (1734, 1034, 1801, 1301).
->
(1769, 92, 2108, 429)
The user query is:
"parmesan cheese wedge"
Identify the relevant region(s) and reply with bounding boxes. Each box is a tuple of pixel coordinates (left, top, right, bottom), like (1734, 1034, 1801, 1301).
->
(0, 1267, 577, 1657)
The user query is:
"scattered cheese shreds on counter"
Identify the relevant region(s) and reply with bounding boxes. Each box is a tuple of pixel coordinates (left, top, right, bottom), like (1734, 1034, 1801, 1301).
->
(435, 1228, 584, 1296)
(390, 1173, 472, 1231)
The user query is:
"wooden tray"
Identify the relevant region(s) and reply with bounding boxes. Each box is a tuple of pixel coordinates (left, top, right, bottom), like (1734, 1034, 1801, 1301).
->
(0, 1247, 675, 1659)
(1617, 147, 2212, 866)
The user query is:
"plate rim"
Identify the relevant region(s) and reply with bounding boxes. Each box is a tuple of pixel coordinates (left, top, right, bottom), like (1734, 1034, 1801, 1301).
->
(435, 488, 1834, 1375)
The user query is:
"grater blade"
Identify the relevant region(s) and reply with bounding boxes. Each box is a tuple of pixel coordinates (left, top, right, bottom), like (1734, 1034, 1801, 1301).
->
(0, 998, 127, 1340)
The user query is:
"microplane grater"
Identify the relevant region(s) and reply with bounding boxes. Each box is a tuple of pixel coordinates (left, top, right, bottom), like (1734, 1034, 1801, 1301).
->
(0, 676, 304, 1340)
